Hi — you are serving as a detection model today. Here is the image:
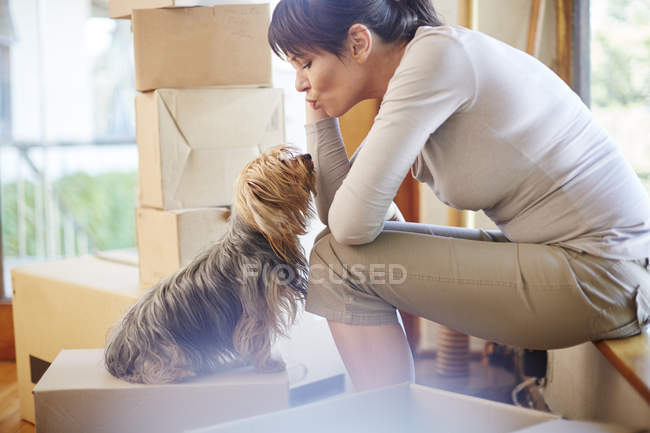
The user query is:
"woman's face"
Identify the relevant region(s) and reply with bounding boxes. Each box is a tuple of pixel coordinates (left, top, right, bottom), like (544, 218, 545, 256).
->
(289, 50, 365, 118)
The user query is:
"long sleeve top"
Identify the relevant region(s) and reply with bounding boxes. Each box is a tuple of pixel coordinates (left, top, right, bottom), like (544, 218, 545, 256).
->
(306, 25, 650, 260)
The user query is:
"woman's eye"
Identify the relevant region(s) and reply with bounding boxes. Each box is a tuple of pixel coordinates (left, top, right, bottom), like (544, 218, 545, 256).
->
(302, 61, 311, 70)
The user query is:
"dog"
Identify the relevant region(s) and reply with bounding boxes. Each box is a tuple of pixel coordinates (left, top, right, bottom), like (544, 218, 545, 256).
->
(104, 145, 316, 384)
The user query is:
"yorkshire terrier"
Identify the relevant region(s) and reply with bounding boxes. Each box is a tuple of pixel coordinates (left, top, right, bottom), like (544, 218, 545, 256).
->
(104, 145, 316, 384)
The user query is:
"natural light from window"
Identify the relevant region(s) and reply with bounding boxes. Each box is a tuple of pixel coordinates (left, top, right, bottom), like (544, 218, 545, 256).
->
(591, 0, 650, 193)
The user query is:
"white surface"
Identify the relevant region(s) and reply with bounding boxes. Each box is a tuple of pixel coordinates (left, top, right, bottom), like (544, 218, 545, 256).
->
(187, 382, 558, 433)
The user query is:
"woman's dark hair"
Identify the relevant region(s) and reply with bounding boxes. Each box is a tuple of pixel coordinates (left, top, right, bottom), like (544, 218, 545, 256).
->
(268, 0, 443, 59)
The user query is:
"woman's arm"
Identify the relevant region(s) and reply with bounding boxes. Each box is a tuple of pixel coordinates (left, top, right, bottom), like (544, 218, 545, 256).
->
(327, 33, 476, 245)
(305, 103, 405, 224)
(305, 115, 350, 225)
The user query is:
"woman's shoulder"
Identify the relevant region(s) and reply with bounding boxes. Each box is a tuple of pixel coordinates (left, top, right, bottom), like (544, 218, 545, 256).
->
(397, 25, 477, 82)
(406, 25, 510, 58)
(383, 25, 478, 113)
(413, 24, 470, 38)
(408, 25, 474, 47)
(401, 25, 477, 67)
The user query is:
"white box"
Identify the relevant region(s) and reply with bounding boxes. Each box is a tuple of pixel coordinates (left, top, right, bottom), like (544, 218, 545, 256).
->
(136, 87, 284, 209)
(136, 207, 230, 287)
(188, 382, 559, 433)
(33, 349, 290, 433)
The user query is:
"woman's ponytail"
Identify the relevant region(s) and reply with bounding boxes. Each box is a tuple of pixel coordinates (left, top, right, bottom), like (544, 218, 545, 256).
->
(387, 0, 442, 39)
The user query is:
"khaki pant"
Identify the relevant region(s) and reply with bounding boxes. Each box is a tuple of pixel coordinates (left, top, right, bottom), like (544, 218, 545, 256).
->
(306, 222, 650, 349)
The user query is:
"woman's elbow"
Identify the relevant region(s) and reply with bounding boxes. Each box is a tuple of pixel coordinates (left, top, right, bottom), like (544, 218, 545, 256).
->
(329, 223, 378, 246)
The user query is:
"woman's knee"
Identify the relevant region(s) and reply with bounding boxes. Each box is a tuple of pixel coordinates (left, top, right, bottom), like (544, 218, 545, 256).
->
(309, 231, 339, 271)
(309, 231, 354, 288)
(310, 228, 336, 258)
(307, 233, 399, 326)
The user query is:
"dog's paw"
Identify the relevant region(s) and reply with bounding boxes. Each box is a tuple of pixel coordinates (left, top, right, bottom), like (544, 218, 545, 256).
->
(258, 356, 286, 373)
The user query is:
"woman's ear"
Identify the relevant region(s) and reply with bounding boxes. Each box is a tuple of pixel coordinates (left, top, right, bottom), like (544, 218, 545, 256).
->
(346, 23, 372, 64)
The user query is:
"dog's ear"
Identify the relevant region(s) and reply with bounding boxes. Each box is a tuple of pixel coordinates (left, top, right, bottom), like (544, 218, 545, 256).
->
(233, 145, 315, 262)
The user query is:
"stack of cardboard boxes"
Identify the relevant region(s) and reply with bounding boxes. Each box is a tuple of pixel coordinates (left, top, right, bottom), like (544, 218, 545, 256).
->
(111, 2, 350, 413)
(118, 1, 286, 287)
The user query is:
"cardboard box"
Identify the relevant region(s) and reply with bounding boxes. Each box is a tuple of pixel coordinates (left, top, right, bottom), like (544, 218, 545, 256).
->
(110, 0, 256, 19)
(188, 382, 559, 433)
(33, 349, 290, 433)
(275, 312, 348, 406)
(132, 4, 271, 91)
(136, 87, 284, 209)
(136, 206, 230, 287)
(11, 255, 142, 423)
(93, 247, 139, 266)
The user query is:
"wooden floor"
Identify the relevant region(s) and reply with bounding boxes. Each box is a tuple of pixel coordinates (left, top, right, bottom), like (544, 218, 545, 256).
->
(0, 361, 34, 433)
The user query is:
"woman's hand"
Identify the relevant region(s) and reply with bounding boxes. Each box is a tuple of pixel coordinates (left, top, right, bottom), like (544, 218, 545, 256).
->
(385, 202, 406, 222)
(305, 99, 331, 124)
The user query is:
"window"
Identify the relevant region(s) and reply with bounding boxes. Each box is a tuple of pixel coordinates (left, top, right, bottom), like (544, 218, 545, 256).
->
(591, 0, 650, 193)
(1, 0, 138, 296)
(0, 0, 313, 297)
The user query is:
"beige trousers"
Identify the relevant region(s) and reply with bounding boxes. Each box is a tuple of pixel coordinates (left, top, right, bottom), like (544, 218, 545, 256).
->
(306, 222, 650, 350)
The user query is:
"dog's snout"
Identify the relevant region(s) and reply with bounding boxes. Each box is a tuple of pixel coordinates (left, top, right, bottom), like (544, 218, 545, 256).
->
(301, 153, 312, 161)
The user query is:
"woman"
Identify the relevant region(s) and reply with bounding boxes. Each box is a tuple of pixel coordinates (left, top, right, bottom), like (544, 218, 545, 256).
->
(268, 0, 650, 392)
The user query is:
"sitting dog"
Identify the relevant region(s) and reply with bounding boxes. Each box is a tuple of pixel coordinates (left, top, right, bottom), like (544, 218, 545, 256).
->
(104, 145, 315, 383)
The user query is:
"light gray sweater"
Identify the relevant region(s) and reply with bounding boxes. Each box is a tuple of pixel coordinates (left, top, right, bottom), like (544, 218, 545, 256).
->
(306, 25, 650, 260)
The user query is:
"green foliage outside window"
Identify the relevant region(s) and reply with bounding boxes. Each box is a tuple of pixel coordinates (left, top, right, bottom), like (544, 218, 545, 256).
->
(1, 171, 137, 258)
(592, 0, 650, 108)
(591, 0, 650, 193)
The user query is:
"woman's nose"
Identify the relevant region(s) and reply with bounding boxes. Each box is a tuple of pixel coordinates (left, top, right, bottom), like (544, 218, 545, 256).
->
(295, 72, 310, 93)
